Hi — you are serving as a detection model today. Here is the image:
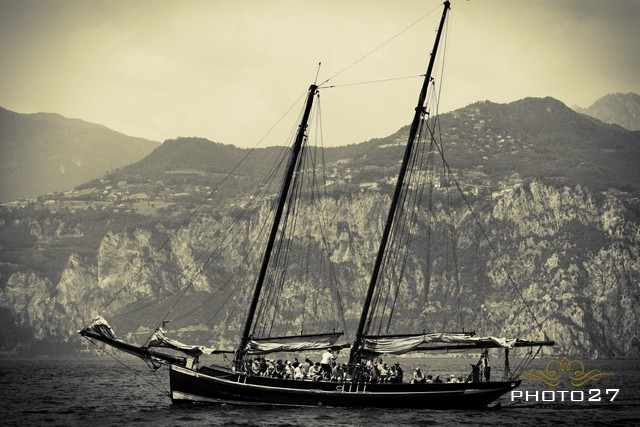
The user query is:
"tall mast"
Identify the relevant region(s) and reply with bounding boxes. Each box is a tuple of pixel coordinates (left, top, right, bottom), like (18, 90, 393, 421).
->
(349, 1, 450, 364)
(235, 84, 318, 366)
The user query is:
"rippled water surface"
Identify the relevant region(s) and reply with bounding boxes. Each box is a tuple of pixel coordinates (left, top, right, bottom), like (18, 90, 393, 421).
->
(1, 357, 638, 426)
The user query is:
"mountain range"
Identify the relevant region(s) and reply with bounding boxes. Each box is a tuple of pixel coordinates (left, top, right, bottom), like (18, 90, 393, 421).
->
(0, 95, 638, 358)
(1, 92, 638, 202)
(574, 92, 640, 131)
(0, 107, 159, 202)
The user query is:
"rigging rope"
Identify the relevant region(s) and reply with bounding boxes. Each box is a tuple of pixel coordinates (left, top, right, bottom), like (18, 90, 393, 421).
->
(320, 74, 424, 89)
(85, 337, 170, 397)
(114, 143, 290, 338)
(318, 4, 442, 87)
(158, 148, 291, 341)
(425, 121, 551, 341)
(367, 23, 450, 334)
(89, 90, 308, 329)
(250, 91, 348, 340)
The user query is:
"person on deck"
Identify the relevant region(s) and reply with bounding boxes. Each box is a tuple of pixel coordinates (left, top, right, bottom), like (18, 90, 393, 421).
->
(392, 362, 403, 383)
(369, 364, 380, 383)
(309, 362, 323, 381)
(389, 364, 398, 383)
(251, 359, 261, 376)
(483, 350, 491, 382)
(266, 359, 276, 377)
(274, 359, 286, 378)
(331, 363, 345, 382)
(259, 357, 268, 376)
(470, 363, 480, 382)
(379, 362, 390, 382)
(411, 367, 426, 384)
(284, 360, 294, 379)
(301, 358, 312, 378)
(293, 364, 304, 380)
(320, 348, 334, 376)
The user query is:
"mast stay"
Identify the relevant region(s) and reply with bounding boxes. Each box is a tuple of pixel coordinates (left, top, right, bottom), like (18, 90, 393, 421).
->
(349, 0, 452, 365)
(235, 84, 319, 367)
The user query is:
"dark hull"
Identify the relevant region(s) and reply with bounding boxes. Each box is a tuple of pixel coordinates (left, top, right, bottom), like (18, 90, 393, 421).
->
(170, 365, 520, 409)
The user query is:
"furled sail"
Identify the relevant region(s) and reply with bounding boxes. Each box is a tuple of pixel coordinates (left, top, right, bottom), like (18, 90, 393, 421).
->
(79, 316, 187, 365)
(361, 333, 523, 355)
(147, 328, 217, 357)
(81, 316, 116, 340)
(246, 332, 347, 355)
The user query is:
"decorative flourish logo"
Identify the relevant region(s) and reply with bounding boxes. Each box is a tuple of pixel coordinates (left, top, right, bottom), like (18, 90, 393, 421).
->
(524, 357, 613, 387)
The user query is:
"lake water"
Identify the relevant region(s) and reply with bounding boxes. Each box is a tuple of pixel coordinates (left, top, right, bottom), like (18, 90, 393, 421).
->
(1, 357, 638, 426)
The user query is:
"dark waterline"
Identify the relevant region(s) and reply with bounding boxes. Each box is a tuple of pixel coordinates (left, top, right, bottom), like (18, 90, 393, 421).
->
(1, 358, 638, 426)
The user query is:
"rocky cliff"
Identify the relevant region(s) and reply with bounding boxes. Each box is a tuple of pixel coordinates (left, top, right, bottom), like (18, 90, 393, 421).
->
(0, 180, 638, 358)
(1, 97, 639, 358)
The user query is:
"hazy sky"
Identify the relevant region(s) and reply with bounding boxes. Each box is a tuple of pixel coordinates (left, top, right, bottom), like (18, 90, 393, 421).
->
(1, 0, 639, 147)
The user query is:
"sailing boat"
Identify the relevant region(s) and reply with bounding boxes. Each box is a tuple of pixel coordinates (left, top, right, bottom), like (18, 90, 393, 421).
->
(80, 1, 554, 409)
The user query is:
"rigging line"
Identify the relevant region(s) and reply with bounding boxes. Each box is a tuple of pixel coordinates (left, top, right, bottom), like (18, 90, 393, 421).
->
(190, 203, 277, 328)
(92, 90, 308, 324)
(373, 187, 409, 334)
(313, 182, 350, 333)
(171, 276, 232, 324)
(320, 74, 424, 89)
(85, 338, 170, 397)
(376, 147, 417, 325)
(254, 110, 315, 334)
(171, 207, 279, 326)
(201, 277, 243, 331)
(149, 151, 292, 340)
(318, 3, 442, 87)
(401, 117, 436, 331)
(426, 120, 550, 340)
(115, 165, 281, 319)
(422, 130, 437, 328)
(408, 117, 436, 330)
(384, 120, 430, 332)
(434, 120, 453, 331)
(265, 94, 324, 337)
(373, 154, 424, 333)
(422, 48, 462, 328)
(377, 108, 428, 332)
(435, 102, 462, 329)
(253, 116, 302, 328)
(307, 98, 349, 336)
(385, 117, 433, 332)
(256, 138, 308, 337)
(155, 105, 304, 333)
(316, 95, 329, 198)
(388, 150, 430, 331)
(375, 45, 446, 332)
(509, 346, 537, 380)
(113, 146, 291, 319)
(513, 346, 543, 379)
(270, 147, 308, 331)
(378, 158, 416, 332)
(301, 160, 315, 311)
(262, 154, 304, 336)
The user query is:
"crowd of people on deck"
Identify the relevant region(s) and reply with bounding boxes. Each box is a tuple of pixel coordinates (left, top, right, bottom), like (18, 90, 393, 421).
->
(242, 348, 492, 384)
